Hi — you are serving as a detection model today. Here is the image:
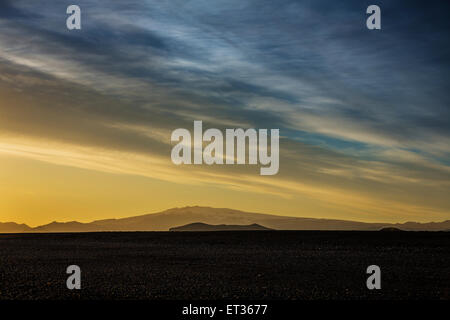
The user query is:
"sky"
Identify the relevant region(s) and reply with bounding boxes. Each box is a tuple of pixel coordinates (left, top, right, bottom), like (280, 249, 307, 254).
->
(0, 0, 449, 226)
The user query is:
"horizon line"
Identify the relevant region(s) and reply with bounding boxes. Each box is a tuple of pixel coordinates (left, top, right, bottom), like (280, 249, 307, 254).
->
(1, 205, 449, 228)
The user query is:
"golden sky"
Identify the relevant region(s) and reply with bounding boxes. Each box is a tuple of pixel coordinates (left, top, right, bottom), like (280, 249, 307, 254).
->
(0, 1, 449, 226)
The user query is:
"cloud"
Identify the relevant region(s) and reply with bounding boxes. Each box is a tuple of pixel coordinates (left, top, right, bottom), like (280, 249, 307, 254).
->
(0, 0, 449, 222)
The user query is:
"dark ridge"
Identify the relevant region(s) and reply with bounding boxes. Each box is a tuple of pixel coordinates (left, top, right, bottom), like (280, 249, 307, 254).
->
(169, 222, 272, 232)
(379, 227, 404, 232)
(0, 222, 32, 233)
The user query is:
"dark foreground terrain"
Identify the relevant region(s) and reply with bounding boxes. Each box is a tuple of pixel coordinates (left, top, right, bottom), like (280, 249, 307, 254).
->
(0, 231, 448, 300)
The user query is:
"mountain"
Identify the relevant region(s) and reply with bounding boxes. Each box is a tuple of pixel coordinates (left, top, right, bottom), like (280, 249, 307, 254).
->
(84, 206, 387, 231)
(0, 222, 32, 233)
(1, 206, 449, 232)
(31, 221, 101, 233)
(169, 222, 272, 231)
(391, 221, 450, 231)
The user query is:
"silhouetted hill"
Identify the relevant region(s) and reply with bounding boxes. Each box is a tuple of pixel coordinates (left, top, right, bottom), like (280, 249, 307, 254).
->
(379, 227, 404, 232)
(0, 222, 32, 233)
(169, 222, 272, 231)
(2, 206, 450, 232)
(32, 221, 100, 233)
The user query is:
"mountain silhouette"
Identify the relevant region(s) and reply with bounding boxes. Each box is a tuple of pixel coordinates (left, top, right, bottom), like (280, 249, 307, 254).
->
(1, 206, 449, 232)
(0, 222, 33, 233)
(379, 227, 404, 232)
(169, 222, 272, 231)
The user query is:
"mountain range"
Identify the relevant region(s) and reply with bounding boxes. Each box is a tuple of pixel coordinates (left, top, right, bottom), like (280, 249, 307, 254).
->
(1, 206, 449, 233)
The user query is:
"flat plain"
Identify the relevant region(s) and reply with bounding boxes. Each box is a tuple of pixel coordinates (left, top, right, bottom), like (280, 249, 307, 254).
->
(0, 231, 448, 300)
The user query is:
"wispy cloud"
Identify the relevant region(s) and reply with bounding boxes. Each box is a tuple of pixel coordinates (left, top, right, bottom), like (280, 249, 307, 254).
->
(0, 0, 449, 222)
